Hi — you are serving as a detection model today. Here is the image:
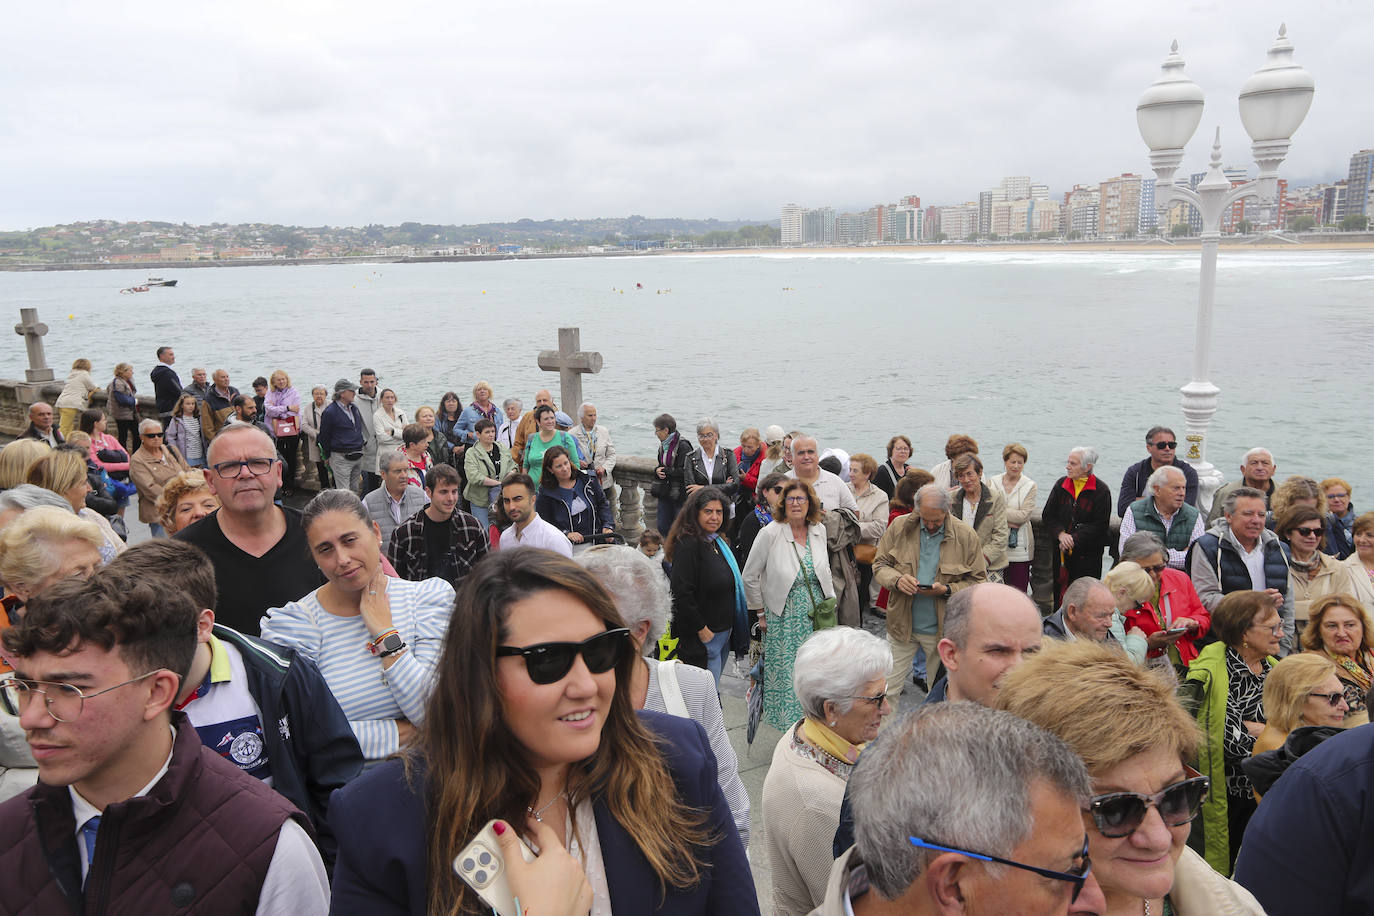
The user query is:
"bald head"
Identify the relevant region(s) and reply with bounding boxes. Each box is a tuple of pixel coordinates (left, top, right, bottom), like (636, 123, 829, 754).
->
(206, 422, 275, 466)
(535, 390, 554, 408)
(940, 583, 1043, 707)
(27, 402, 53, 432)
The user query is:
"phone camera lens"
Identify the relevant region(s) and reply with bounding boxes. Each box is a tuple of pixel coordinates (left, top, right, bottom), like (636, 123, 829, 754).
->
(462, 857, 475, 872)
(474, 869, 488, 884)
(478, 851, 492, 865)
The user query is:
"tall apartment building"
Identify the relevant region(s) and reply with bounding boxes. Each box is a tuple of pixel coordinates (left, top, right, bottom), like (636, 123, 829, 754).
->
(978, 189, 1006, 237)
(1029, 183, 1050, 201)
(1138, 180, 1157, 235)
(1323, 182, 1347, 225)
(802, 207, 835, 245)
(1098, 174, 1143, 238)
(939, 205, 979, 239)
(1001, 176, 1031, 200)
(1062, 185, 1100, 238)
(1347, 149, 1374, 219)
(780, 204, 804, 245)
(834, 212, 862, 245)
(886, 205, 923, 242)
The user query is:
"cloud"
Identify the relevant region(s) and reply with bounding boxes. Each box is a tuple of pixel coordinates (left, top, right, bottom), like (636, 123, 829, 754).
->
(0, 0, 1366, 228)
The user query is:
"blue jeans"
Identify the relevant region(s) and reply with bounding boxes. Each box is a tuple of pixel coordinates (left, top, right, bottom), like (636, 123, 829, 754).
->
(469, 504, 489, 530)
(656, 496, 682, 538)
(704, 628, 731, 687)
(911, 644, 928, 680)
(185, 457, 207, 468)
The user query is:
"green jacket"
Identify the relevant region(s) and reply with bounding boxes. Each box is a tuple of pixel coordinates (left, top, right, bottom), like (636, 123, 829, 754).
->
(1179, 641, 1274, 875)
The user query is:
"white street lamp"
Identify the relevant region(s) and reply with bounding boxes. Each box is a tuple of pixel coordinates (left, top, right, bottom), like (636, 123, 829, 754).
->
(1136, 26, 1314, 512)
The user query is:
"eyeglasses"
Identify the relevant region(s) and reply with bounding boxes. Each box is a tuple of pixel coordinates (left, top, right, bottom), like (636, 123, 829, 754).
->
(908, 835, 1091, 903)
(784, 495, 810, 505)
(1293, 526, 1323, 538)
(141, 431, 164, 438)
(1249, 621, 1283, 636)
(0, 671, 161, 722)
(210, 457, 278, 479)
(1088, 772, 1209, 838)
(1308, 691, 1347, 707)
(1151, 441, 1178, 450)
(496, 628, 630, 685)
(1140, 563, 1167, 575)
(844, 691, 889, 709)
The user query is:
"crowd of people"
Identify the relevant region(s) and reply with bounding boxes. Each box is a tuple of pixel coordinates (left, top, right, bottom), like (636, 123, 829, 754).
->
(2, 348, 1373, 914)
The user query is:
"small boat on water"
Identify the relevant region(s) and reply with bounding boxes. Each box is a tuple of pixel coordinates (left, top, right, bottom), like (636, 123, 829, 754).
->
(145, 278, 178, 287)
(119, 286, 150, 294)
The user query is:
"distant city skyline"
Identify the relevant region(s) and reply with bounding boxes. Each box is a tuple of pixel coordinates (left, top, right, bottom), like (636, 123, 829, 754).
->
(1, 1, 1369, 230)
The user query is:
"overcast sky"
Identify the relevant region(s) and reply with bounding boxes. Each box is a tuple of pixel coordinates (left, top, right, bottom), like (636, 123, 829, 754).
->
(2, 1, 1367, 229)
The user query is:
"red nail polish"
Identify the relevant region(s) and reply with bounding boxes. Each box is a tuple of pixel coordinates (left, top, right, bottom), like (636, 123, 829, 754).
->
(493, 821, 506, 836)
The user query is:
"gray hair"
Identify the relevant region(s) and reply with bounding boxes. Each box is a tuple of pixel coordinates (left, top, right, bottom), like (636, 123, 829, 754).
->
(1146, 465, 1185, 494)
(579, 402, 596, 416)
(302, 488, 371, 533)
(0, 484, 75, 516)
(1061, 576, 1105, 613)
(378, 451, 409, 474)
(1223, 485, 1267, 517)
(502, 397, 523, 411)
(915, 483, 952, 512)
(1120, 531, 1166, 562)
(696, 417, 720, 439)
(138, 417, 164, 434)
(852, 702, 1092, 900)
(1242, 447, 1274, 464)
(792, 628, 893, 719)
(1068, 446, 1099, 470)
(575, 545, 671, 654)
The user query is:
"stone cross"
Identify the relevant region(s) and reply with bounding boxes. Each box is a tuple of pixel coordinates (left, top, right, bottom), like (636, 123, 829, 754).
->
(14, 308, 54, 383)
(537, 327, 603, 413)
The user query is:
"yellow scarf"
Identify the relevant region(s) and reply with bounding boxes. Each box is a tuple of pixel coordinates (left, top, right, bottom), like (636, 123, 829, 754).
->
(1071, 477, 1087, 498)
(801, 717, 863, 765)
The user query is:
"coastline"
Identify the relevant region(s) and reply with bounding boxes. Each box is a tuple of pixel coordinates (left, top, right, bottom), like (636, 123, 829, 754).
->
(4, 235, 1374, 272)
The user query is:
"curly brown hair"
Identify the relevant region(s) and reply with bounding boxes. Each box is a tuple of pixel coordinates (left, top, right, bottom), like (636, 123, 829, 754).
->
(778, 479, 824, 525)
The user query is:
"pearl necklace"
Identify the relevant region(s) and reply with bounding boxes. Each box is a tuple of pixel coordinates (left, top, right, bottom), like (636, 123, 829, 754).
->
(527, 791, 566, 823)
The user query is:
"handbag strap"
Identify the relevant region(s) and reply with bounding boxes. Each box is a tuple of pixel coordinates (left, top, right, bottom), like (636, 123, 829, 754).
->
(790, 539, 821, 611)
(656, 660, 690, 718)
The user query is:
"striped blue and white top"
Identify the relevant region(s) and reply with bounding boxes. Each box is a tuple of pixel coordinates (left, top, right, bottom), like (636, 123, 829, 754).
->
(260, 575, 455, 762)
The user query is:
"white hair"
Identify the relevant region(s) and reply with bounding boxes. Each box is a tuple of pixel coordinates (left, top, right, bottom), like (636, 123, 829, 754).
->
(579, 402, 596, 416)
(792, 627, 893, 720)
(915, 483, 952, 512)
(1146, 464, 1185, 493)
(695, 417, 721, 438)
(1069, 446, 1099, 469)
(138, 417, 164, 434)
(575, 545, 671, 655)
(852, 702, 1092, 900)
(1243, 447, 1274, 464)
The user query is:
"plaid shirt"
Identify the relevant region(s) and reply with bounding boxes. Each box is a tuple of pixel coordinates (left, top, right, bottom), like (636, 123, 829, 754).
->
(386, 507, 490, 588)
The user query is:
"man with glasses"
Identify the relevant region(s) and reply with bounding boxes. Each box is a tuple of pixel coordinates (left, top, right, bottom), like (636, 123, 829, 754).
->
(873, 484, 987, 706)
(1118, 465, 1204, 571)
(1188, 487, 1293, 655)
(1118, 426, 1199, 515)
(175, 424, 323, 636)
(0, 569, 328, 914)
(814, 701, 1104, 916)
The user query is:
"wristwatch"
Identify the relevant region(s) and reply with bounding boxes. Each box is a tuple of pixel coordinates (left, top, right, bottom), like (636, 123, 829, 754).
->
(372, 632, 406, 658)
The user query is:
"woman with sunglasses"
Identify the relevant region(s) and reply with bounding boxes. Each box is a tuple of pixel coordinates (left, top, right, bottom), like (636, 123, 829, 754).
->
(999, 640, 1265, 915)
(1178, 590, 1281, 875)
(1251, 653, 1347, 761)
(260, 489, 455, 765)
(763, 627, 891, 916)
(1275, 506, 1362, 642)
(733, 471, 786, 566)
(128, 418, 189, 538)
(1301, 592, 1374, 726)
(328, 547, 758, 915)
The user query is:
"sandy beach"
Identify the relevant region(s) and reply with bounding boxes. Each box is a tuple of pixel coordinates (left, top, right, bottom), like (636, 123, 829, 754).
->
(687, 237, 1374, 255)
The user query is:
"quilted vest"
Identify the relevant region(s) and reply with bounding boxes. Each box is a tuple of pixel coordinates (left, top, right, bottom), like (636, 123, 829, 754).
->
(1129, 495, 1200, 553)
(0, 712, 307, 915)
(1191, 532, 1289, 596)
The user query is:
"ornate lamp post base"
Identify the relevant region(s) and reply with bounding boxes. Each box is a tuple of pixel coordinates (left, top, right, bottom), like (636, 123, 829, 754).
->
(1179, 378, 1223, 514)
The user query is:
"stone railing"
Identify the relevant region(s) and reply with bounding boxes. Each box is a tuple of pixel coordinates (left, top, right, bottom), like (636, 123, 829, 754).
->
(0, 379, 1113, 611)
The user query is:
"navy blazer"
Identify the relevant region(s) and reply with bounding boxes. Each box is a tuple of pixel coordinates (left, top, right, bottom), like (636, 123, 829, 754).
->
(328, 710, 760, 915)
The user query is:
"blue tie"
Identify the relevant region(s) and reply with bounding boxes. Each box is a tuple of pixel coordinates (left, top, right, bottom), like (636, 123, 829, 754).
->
(81, 815, 101, 876)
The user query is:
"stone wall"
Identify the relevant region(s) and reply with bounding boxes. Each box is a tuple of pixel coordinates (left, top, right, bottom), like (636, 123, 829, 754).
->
(0, 379, 1109, 611)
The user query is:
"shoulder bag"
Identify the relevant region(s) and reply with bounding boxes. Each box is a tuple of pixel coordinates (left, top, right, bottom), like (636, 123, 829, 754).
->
(791, 539, 838, 630)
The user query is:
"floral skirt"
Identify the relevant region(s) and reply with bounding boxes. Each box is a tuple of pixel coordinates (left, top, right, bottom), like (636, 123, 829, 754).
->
(762, 583, 817, 732)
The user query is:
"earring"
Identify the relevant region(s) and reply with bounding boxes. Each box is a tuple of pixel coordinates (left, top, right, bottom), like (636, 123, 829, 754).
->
(829, 721, 837, 727)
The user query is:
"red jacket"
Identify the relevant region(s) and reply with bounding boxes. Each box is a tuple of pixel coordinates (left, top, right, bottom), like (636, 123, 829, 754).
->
(734, 446, 762, 496)
(1121, 568, 1211, 666)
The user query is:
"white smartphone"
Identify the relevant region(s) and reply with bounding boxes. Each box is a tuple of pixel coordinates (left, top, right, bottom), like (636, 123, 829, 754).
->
(453, 819, 537, 916)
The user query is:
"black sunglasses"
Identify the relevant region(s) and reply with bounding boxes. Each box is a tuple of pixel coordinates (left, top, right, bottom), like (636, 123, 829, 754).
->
(909, 835, 1091, 903)
(1152, 441, 1178, 449)
(1089, 773, 1209, 838)
(1308, 691, 1346, 707)
(496, 628, 631, 685)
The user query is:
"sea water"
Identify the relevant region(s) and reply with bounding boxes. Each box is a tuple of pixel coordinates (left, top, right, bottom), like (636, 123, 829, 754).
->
(3, 249, 1372, 503)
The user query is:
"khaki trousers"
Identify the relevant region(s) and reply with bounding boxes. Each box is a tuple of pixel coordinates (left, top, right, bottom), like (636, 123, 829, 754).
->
(885, 630, 941, 706)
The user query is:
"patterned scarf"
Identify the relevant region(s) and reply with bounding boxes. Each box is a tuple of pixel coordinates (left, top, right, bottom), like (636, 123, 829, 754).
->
(658, 431, 681, 468)
(754, 505, 773, 527)
(1327, 649, 1374, 693)
(795, 719, 862, 778)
